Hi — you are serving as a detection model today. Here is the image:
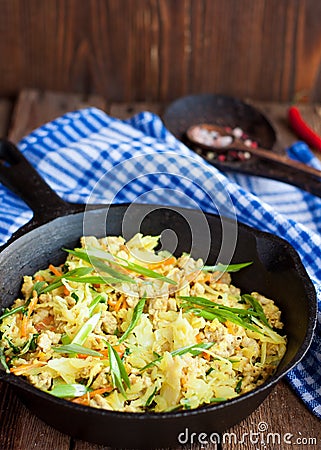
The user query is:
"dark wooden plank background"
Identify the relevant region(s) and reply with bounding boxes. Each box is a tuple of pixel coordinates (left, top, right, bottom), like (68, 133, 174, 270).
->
(1, 0, 321, 103)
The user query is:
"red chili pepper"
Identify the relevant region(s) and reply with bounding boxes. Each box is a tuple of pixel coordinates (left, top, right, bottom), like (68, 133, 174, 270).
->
(288, 106, 321, 152)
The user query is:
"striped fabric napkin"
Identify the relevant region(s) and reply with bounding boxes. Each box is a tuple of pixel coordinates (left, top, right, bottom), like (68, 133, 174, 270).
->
(0, 107, 320, 418)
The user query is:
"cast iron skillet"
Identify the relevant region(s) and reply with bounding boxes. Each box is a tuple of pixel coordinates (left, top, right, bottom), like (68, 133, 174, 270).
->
(0, 139, 317, 449)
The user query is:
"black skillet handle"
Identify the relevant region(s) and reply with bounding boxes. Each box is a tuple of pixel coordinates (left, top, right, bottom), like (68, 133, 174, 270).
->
(0, 139, 85, 232)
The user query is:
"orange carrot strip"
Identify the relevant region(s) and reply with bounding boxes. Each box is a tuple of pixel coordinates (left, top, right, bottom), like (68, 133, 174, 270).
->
(108, 298, 117, 308)
(49, 264, 62, 277)
(63, 286, 70, 296)
(113, 344, 125, 359)
(113, 296, 125, 312)
(75, 345, 126, 362)
(121, 298, 128, 309)
(99, 349, 109, 358)
(34, 275, 44, 282)
(28, 294, 39, 318)
(20, 314, 28, 338)
(99, 345, 125, 359)
(147, 256, 176, 269)
(49, 265, 70, 295)
(76, 354, 90, 359)
(10, 361, 47, 375)
(202, 351, 211, 361)
(88, 387, 113, 397)
(20, 292, 39, 338)
(71, 397, 89, 405)
(72, 387, 113, 404)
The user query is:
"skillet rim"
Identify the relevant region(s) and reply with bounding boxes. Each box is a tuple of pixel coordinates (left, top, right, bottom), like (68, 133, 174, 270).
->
(0, 203, 317, 419)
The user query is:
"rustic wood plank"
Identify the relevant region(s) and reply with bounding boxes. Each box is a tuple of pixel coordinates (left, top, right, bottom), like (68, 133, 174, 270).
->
(109, 102, 164, 119)
(72, 441, 203, 450)
(71, 440, 107, 450)
(294, 0, 321, 102)
(71, 439, 208, 450)
(0, 384, 70, 450)
(254, 101, 321, 161)
(0, 98, 13, 137)
(228, 382, 321, 449)
(253, 101, 303, 148)
(8, 89, 107, 143)
(1, 1, 321, 102)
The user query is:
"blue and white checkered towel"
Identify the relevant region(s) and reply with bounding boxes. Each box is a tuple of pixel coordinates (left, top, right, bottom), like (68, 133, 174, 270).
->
(0, 107, 320, 418)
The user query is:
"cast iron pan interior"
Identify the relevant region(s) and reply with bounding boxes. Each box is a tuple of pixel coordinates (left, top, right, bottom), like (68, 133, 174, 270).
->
(0, 139, 317, 448)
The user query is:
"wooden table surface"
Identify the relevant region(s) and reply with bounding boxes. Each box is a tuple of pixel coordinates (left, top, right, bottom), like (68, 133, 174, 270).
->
(0, 90, 320, 450)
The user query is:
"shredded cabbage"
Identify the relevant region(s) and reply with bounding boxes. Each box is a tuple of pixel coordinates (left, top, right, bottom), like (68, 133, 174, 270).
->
(0, 233, 286, 412)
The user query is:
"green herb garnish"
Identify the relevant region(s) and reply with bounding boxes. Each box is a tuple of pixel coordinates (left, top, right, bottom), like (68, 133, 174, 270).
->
(48, 383, 88, 398)
(180, 296, 264, 334)
(65, 275, 124, 285)
(52, 343, 103, 357)
(71, 313, 101, 345)
(61, 334, 71, 345)
(242, 294, 271, 328)
(106, 342, 130, 397)
(32, 281, 47, 296)
(202, 262, 253, 272)
(71, 292, 79, 303)
(52, 266, 93, 279)
(19, 333, 39, 355)
(88, 294, 106, 316)
(70, 247, 177, 286)
(0, 279, 45, 320)
(4, 337, 20, 354)
(140, 342, 213, 371)
(250, 316, 286, 344)
(209, 397, 227, 403)
(0, 347, 10, 373)
(235, 378, 243, 394)
(0, 305, 25, 322)
(181, 398, 191, 410)
(118, 296, 146, 343)
(64, 249, 135, 284)
(40, 280, 64, 294)
(145, 386, 157, 407)
(116, 256, 177, 285)
(0, 275, 47, 320)
(40, 267, 94, 293)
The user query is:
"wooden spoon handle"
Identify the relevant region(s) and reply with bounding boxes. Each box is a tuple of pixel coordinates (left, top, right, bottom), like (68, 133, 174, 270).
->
(186, 124, 321, 178)
(237, 144, 321, 179)
(189, 136, 321, 180)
